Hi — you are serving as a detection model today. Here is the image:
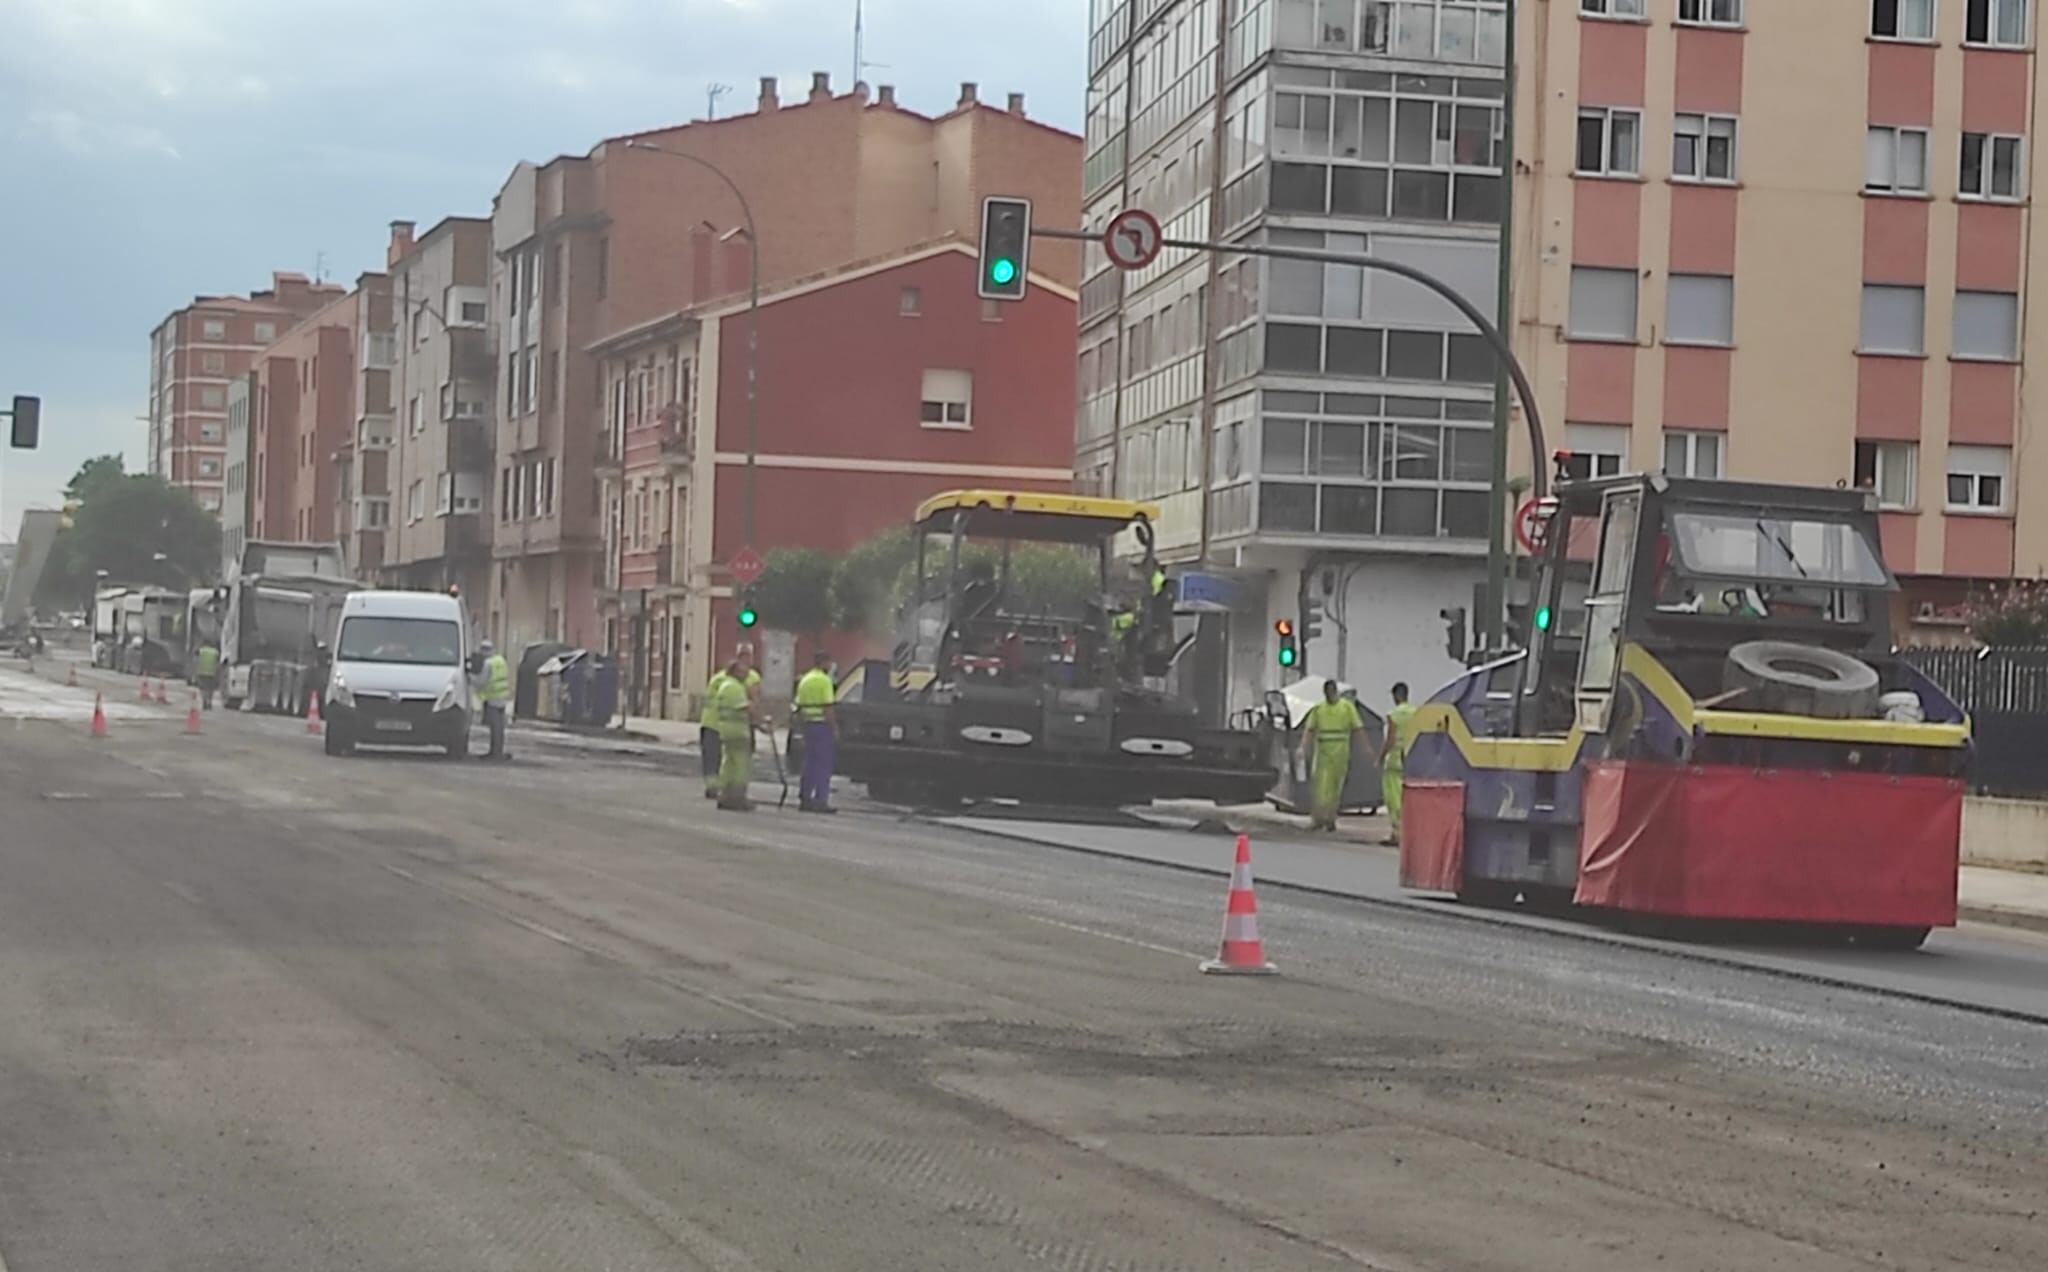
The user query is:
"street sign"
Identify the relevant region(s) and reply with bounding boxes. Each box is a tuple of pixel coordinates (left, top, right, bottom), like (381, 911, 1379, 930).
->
(1103, 208, 1163, 271)
(728, 545, 765, 586)
(1514, 498, 1555, 555)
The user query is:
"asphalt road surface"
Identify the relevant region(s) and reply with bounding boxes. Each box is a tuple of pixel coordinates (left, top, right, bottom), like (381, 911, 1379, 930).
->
(1, 663, 2044, 1270)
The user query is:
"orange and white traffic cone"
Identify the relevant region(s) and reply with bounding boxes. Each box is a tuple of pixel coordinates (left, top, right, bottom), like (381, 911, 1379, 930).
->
(65, 665, 77, 688)
(305, 691, 323, 735)
(1200, 834, 1278, 976)
(155, 679, 170, 705)
(184, 690, 202, 736)
(136, 677, 151, 702)
(90, 692, 108, 739)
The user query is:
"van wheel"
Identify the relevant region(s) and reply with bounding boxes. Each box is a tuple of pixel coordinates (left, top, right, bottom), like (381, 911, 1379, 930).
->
(324, 729, 354, 757)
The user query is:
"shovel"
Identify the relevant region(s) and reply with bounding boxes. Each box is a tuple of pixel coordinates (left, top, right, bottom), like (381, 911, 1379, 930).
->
(759, 723, 791, 810)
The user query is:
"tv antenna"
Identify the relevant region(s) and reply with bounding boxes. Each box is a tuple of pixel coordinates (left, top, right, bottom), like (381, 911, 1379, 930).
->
(854, 0, 887, 86)
(706, 82, 732, 120)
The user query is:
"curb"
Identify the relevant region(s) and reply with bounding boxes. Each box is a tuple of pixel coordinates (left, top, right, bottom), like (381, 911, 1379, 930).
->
(1959, 903, 2048, 937)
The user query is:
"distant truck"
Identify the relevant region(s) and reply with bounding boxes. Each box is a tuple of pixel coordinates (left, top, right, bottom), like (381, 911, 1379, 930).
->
(117, 588, 185, 676)
(1, 508, 62, 642)
(219, 540, 358, 714)
(92, 587, 129, 666)
(178, 588, 224, 683)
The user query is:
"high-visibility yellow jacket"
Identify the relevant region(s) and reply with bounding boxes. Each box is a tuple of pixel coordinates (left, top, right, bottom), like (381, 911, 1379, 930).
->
(794, 668, 835, 723)
(479, 654, 511, 704)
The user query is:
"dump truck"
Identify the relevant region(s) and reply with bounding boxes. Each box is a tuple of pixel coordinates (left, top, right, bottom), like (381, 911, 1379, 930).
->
(836, 490, 1275, 808)
(219, 541, 357, 714)
(1398, 466, 1970, 949)
(1, 508, 61, 646)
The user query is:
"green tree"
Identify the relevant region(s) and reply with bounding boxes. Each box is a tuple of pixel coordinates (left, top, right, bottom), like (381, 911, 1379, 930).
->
(66, 454, 127, 504)
(829, 530, 919, 634)
(36, 474, 220, 607)
(748, 546, 837, 635)
(1969, 581, 2048, 646)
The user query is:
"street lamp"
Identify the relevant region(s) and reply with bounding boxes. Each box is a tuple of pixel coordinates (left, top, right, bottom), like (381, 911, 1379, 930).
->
(620, 138, 761, 548)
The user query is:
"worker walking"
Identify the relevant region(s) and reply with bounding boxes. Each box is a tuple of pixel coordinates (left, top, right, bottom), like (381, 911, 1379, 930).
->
(794, 650, 838, 813)
(1381, 681, 1417, 845)
(699, 664, 730, 800)
(713, 650, 763, 811)
(1299, 678, 1366, 833)
(476, 640, 512, 760)
(194, 639, 221, 710)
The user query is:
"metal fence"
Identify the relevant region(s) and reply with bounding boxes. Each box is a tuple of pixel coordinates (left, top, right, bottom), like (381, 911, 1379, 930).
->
(1904, 647, 2048, 798)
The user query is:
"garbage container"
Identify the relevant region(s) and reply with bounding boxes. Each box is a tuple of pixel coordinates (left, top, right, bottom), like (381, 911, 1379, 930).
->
(563, 655, 590, 725)
(516, 642, 569, 720)
(534, 652, 576, 723)
(588, 657, 620, 726)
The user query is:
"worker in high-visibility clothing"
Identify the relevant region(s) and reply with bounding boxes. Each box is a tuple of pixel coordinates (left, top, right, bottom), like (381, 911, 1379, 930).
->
(699, 664, 731, 800)
(713, 650, 764, 811)
(794, 650, 838, 813)
(194, 639, 221, 710)
(476, 640, 512, 760)
(1298, 678, 1366, 833)
(1381, 681, 1417, 845)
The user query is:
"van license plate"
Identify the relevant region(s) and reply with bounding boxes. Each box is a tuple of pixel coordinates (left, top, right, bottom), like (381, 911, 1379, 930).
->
(374, 719, 413, 732)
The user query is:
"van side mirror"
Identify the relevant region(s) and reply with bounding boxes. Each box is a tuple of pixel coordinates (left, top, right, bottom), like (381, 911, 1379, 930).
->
(465, 653, 482, 676)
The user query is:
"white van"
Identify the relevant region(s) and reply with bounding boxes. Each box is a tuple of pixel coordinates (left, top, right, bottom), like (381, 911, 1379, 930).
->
(323, 591, 473, 758)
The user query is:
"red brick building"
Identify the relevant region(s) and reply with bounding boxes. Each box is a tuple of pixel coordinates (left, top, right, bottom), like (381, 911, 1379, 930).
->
(484, 73, 1081, 660)
(149, 272, 343, 513)
(593, 242, 1077, 719)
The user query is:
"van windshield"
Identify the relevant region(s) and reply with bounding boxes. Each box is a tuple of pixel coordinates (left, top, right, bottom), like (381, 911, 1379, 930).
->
(337, 616, 462, 666)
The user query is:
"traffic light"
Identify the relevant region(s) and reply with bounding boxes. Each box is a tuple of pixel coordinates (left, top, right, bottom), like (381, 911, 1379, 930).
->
(7, 395, 38, 449)
(1274, 619, 1299, 669)
(1534, 605, 1554, 633)
(978, 196, 1032, 302)
(737, 590, 759, 630)
(1301, 592, 1325, 643)
(1440, 606, 1468, 663)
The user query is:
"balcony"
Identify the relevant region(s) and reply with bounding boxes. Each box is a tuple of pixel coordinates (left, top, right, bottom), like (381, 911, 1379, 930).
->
(361, 331, 397, 370)
(357, 414, 395, 451)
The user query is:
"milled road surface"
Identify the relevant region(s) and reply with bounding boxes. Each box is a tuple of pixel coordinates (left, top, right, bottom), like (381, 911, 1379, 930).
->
(1, 665, 2044, 1270)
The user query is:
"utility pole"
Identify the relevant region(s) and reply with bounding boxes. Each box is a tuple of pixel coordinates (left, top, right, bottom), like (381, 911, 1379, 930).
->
(1480, 0, 1522, 655)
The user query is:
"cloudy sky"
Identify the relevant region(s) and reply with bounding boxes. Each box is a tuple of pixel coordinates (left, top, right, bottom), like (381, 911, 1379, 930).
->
(0, 0, 1088, 530)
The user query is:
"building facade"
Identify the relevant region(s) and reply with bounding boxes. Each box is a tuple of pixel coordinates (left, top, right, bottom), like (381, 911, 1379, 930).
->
(246, 289, 361, 549)
(222, 371, 255, 577)
(485, 72, 1081, 659)
(593, 243, 1079, 719)
(382, 218, 495, 608)
(148, 272, 343, 512)
(1080, 0, 1512, 720)
(329, 274, 395, 579)
(1518, 0, 2046, 642)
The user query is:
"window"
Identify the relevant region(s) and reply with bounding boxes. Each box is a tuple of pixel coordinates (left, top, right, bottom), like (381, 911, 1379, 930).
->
(1581, 0, 1646, 15)
(900, 287, 922, 316)
(1873, 0, 1936, 39)
(522, 347, 537, 414)
(199, 421, 223, 443)
(1672, 114, 1737, 183)
(408, 480, 426, 524)
(1966, 0, 2029, 46)
(1859, 284, 1926, 354)
(1563, 423, 1629, 479)
(361, 499, 391, 530)
(1666, 274, 1735, 346)
(1954, 290, 2020, 360)
(1947, 444, 2011, 511)
(920, 369, 973, 429)
(200, 385, 225, 408)
(1576, 107, 1642, 176)
(461, 300, 486, 323)
(1568, 265, 1639, 341)
(542, 458, 557, 518)
(1865, 126, 1929, 193)
(1663, 430, 1723, 478)
(198, 457, 221, 478)
(1960, 132, 2024, 200)
(1854, 440, 1918, 508)
(409, 393, 424, 435)
(1678, 0, 1743, 25)
(202, 352, 226, 374)
(201, 319, 226, 340)
(254, 321, 276, 342)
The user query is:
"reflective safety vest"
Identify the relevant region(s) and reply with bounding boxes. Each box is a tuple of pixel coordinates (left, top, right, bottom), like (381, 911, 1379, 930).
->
(480, 654, 511, 704)
(1383, 702, 1418, 771)
(794, 668, 835, 723)
(1304, 699, 1363, 747)
(195, 645, 220, 678)
(713, 673, 754, 732)
(701, 671, 731, 727)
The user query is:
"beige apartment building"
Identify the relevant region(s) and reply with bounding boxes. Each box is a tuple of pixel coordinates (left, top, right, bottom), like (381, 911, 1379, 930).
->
(381, 217, 495, 609)
(1517, 0, 2043, 637)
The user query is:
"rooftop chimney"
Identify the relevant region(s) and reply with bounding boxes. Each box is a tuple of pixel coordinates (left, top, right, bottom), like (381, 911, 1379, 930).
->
(809, 71, 831, 103)
(1007, 92, 1026, 117)
(958, 81, 979, 109)
(852, 81, 871, 103)
(386, 220, 416, 268)
(758, 76, 778, 112)
(876, 84, 897, 108)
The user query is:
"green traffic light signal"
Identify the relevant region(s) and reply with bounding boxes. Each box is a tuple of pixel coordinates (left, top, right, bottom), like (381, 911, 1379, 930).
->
(1534, 606, 1553, 632)
(738, 605, 759, 629)
(1277, 645, 1297, 668)
(989, 258, 1018, 286)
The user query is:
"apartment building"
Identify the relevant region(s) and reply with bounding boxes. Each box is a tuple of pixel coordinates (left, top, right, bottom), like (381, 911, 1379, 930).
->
(486, 72, 1080, 657)
(1080, 0, 1511, 718)
(222, 371, 254, 577)
(1520, 0, 2043, 640)
(329, 274, 396, 578)
(382, 218, 495, 608)
(593, 242, 1077, 719)
(148, 272, 343, 512)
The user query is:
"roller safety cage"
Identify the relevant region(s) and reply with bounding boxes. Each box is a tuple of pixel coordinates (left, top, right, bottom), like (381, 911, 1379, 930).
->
(1398, 470, 1970, 950)
(835, 491, 1275, 808)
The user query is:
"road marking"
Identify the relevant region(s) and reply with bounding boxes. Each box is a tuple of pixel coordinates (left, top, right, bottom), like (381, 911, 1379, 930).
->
(1020, 914, 1201, 962)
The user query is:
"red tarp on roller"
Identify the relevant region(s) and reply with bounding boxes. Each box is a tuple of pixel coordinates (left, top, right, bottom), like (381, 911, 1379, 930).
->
(1576, 762, 1962, 926)
(1399, 781, 1466, 892)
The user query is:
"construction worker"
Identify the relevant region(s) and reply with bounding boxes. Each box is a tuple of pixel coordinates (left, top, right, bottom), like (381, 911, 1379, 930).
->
(194, 637, 221, 710)
(794, 649, 838, 813)
(1381, 681, 1417, 845)
(476, 640, 512, 760)
(713, 651, 763, 811)
(699, 663, 730, 800)
(1298, 678, 1366, 833)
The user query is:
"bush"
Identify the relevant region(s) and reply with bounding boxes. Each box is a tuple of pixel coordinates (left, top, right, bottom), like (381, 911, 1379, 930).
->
(748, 547, 837, 634)
(1969, 581, 2048, 647)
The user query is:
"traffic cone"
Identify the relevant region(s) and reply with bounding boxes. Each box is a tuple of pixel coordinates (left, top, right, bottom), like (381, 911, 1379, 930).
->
(154, 679, 169, 705)
(184, 691, 202, 736)
(65, 665, 77, 688)
(90, 692, 108, 739)
(136, 677, 150, 702)
(305, 691, 323, 735)
(1200, 834, 1278, 976)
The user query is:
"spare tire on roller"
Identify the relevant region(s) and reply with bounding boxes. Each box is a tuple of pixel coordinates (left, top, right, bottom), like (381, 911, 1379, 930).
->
(1723, 641, 1881, 720)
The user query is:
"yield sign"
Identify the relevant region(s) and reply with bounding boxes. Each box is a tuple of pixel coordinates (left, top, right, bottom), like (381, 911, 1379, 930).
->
(1103, 208, 1163, 270)
(728, 545, 765, 586)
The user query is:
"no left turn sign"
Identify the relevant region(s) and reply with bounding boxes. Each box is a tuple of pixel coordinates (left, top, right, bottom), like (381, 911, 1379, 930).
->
(1103, 208, 1163, 271)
